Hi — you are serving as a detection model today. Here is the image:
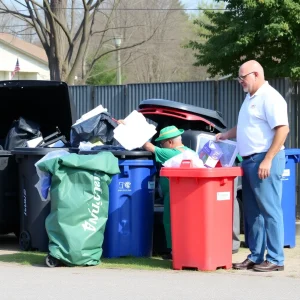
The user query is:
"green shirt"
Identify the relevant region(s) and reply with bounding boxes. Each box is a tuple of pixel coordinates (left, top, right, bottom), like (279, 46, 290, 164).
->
(154, 145, 191, 195)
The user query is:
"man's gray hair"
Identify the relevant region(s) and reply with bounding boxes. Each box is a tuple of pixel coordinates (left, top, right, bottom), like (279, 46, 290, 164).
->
(171, 135, 182, 142)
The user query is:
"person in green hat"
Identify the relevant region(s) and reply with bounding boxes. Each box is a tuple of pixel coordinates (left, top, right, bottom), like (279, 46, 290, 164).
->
(143, 125, 193, 259)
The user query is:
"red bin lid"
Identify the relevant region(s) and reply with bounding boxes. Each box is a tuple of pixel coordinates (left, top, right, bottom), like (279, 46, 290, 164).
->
(160, 161, 243, 178)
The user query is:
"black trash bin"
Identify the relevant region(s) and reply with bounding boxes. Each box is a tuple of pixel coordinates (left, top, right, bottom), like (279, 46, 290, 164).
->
(0, 151, 19, 236)
(0, 80, 75, 237)
(1, 80, 77, 252)
(13, 148, 77, 252)
(138, 99, 229, 255)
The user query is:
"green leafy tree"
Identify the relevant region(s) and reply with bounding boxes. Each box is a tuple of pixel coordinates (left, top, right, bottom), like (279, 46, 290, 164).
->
(188, 0, 300, 78)
(86, 57, 117, 86)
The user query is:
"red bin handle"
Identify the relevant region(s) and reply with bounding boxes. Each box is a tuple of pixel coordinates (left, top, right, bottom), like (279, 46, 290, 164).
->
(221, 178, 228, 186)
(180, 160, 193, 168)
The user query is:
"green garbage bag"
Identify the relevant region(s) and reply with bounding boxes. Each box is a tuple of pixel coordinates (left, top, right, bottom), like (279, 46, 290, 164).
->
(37, 152, 120, 266)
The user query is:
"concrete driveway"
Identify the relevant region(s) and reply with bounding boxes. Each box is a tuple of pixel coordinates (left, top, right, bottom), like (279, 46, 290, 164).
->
(0, 234, 300, 300)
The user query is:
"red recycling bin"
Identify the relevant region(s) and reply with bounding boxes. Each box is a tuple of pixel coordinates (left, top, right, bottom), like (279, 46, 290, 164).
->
(160, 161, 243, 271)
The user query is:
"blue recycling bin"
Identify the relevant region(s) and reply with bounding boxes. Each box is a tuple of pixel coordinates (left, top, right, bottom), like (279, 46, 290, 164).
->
(282, 149, 300, 248)
(104, 159, 156, 257)
(244, 148, 300, 249)
(80, 149, 156, 258)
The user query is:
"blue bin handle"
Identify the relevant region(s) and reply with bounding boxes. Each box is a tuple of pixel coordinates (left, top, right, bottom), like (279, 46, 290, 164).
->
(122, 164, 156, 177)
(150, 166, 157, 177)
(123, 165, 129, 177)
(285, 155, 300, 164)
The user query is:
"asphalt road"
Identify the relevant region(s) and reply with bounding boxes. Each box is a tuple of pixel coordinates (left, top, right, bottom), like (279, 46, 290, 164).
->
(1, 234, 300, 300)
(1, 264, 300, 300)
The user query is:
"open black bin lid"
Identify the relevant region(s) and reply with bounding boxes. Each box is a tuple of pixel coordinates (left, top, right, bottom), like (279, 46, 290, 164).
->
(0, 80, 76, 141)
(138, 99, 226, 133)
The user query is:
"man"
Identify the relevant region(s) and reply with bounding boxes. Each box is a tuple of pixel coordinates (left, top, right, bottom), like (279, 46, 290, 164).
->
(216, 60, 289, 272)
(143, 125, 192, 259)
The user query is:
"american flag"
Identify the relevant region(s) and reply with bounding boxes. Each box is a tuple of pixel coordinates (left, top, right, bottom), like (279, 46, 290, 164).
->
(11, 59, 20, 79)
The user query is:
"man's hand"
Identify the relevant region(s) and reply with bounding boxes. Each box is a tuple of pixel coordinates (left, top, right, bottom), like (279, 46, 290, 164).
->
(258, 158, 272, 179)
(215, 127, 237, 141)
(117, 119, 125, 125)
(143, 141, 155, 153)
(215, 132, 229, 142)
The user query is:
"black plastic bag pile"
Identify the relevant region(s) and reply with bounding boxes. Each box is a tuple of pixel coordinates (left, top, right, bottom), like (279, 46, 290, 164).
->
(70, 112, 119, 148)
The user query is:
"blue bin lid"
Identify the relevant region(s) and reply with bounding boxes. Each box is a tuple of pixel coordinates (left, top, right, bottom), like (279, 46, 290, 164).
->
(80, 149, 153, 159)
(285, 148, 300, 156)
(118, 159, 155, 166)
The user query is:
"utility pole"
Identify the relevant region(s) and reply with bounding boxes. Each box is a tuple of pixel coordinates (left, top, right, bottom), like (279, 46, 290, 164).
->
(114, 37, 122, 85)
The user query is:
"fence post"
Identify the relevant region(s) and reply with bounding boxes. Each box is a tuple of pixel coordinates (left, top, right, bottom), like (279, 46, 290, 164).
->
(213, 80, 219, 112)
(91, 85, 96, 109)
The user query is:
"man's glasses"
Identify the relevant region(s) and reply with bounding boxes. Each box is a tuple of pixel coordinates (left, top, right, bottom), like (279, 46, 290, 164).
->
(237, 71, 255, 81)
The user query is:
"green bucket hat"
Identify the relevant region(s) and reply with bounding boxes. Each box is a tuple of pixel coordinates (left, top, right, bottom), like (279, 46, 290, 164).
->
(155, 125, 184, 142)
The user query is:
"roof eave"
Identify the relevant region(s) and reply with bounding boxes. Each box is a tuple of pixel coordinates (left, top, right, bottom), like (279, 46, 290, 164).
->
(0, 39, 48, 65)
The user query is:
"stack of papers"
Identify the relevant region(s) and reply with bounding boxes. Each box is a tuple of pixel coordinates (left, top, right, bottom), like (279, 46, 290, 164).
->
(196, 133, 238, 167)
(113, 110, 157, 150)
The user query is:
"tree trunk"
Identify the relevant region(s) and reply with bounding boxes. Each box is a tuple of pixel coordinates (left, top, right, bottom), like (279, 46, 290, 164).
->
(49, 0, 68, 81)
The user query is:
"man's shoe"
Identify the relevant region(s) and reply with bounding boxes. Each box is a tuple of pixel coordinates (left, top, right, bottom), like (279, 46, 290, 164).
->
(232, 258, 256, 270)
(253, 260, 284, 272)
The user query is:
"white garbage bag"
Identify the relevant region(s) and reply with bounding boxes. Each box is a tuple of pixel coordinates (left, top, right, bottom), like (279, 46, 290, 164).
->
(163, 150, 206, 168)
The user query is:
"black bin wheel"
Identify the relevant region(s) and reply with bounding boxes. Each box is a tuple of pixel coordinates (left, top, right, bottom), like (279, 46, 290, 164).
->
(19, 231, 31, 251)
(45, 254, 60, 268)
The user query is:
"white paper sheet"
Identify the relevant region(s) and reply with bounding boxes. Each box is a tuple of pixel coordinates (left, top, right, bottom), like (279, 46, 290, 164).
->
(113, 110, 157, 150)
(26, 136, 43, 148)
(73, 105, 108, 125)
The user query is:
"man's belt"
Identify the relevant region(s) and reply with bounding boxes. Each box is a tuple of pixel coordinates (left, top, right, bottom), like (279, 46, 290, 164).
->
(242, 153, 258, 160)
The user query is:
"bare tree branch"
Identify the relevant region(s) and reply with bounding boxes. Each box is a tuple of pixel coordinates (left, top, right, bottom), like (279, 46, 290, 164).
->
(0, 0, 165, 84)
(42, 0, 72, 46)
(24, 0, 49, 49)
(92, 24, 145, 36)
(0, 0, 30, 19)
(70, 0, 75, 35)
(85, 25, 159, 81)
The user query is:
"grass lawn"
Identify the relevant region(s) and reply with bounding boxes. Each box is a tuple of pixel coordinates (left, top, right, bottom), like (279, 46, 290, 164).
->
(0, 251, 173, 270)
(1, 234, 298, 271)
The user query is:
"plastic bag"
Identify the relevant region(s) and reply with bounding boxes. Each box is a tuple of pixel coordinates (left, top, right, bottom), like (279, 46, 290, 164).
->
(4, 117, 42, 150)
(37, 152, 120, 266)
(35, 150, 70, 201)
(78, 138, 104, 151)
(163, 150, 206, 168)
(73, 105, 108, 126)
(70, 112, 117, 148)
